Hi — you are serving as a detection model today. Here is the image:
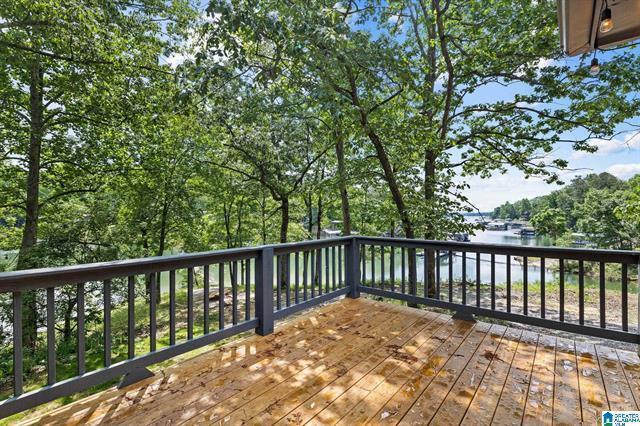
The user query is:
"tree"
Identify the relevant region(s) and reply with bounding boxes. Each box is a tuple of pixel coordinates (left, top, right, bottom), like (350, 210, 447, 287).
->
(577, 189, 631, 249)
(201, 0, 640, 297)
(531, 207, 567, 242)
(614, 175, 640, 249)
(0, 0, 194, 348)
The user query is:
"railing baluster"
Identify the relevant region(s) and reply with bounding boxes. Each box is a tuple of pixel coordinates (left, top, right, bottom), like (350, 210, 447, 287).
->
(295, 252, 300, 303)
(371, 245, 375, 288)
(436, 250, 440, 299)
(47, 287, 56, 385)
(448, 251, 453, 303)
(578, 260, 584, 325)
(559, 259, 565, 322)
(622, 263, 628, 331)
(276, 255, 282, 310)
(391, 247, 396, 292)
(245, 259, 251, 320)
(311, 250, 316, 298)
(232, 261, 239, 325)
(475, 252, 480, 307)
(423, 248, 428, 298)
(318, 248, 323, 295)
(77, 283, 85, 374)
(127, 276, 135, 358)
(361, 244, 366, 285)
(461, 252, 466, 305)
(410, 248, 417, 296)
(490, 254, 495, 310)
(401, 247, 406, 294)
(13, 291, 22, 397)
(150, 274, 157, 350)
(285, 253, 291, 307)
(325, 248, 330, 293)
(540, 258, 545, 319)
(381, 246, 385, 290)
(303, 251, 308, 301)
(204, 265, 210, 334)
(332, 246, 336, 291)
(338, 245, 343, 288)
(506, 255, 511, 313)
(187, 268, 194, 340)
(523, 256, 528, 316)
(104, 279, 112, 366)
(219, 263, 225, 330)
(169, 270, 176, 345)
(599, 262, 605, 329)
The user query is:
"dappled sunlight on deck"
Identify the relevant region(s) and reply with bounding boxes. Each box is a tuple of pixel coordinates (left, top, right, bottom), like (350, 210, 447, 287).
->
(18, 298, 640, 425)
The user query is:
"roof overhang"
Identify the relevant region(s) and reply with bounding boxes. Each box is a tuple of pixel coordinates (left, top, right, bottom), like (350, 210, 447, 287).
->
(557, 0, 640, 56)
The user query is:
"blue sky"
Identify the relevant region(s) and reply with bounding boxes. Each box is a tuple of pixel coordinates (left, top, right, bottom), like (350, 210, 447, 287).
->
(459, 51, 640, 211)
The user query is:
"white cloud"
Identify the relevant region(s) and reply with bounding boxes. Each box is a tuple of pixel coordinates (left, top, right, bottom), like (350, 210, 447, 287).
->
(535, 57, 556, 69)
(515, 101, 544, 110)
(463, 172, 566, 211)
(606, 163, 640, 179)
(572, 132, 640, 159)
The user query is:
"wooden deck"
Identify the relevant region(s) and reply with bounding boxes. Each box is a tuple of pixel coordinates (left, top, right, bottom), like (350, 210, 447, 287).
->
(19, 298, 640, 425)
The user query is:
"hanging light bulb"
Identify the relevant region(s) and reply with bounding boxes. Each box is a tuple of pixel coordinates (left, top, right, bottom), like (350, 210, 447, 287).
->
(590, 57, 600, 76)
(600, 6, 613, 33)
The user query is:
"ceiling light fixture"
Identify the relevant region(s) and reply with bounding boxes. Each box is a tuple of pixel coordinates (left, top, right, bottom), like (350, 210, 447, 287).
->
(590, 57, 600, 76)
(600, 3, 613, 33)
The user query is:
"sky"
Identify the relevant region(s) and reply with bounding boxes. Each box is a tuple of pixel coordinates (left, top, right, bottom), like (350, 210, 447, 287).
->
(457, 52, 640, 212)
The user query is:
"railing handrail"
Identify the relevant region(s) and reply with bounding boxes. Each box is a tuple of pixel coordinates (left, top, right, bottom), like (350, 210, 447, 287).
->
(3, 235, 637, 292)
(0, 236, 355, 292)
(358, 236, 640, 264)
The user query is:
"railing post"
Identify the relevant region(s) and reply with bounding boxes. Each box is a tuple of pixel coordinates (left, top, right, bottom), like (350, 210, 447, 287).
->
(256, 246, 274, 336)
(346, 237, 360, 298)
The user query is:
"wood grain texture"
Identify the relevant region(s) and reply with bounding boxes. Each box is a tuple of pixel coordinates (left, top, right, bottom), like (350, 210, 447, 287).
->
(17, 298, 638, 426)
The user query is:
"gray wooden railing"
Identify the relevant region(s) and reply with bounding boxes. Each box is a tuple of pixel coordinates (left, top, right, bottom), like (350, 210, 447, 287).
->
(0, 236, 637, 418)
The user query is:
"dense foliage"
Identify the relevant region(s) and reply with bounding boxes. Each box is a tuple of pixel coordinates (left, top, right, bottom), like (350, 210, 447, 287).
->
(492, 173, 640, 249)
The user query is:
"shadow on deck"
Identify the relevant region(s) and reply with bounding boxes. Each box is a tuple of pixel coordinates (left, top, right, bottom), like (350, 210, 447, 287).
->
(18, 298, 640, 425)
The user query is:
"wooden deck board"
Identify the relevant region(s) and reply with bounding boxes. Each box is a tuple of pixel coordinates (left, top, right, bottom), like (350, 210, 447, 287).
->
(18, 298, 639, 426)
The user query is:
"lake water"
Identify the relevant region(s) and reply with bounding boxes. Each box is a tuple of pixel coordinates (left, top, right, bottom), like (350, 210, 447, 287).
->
(158, 226, 597, 295)
(361, 227, 601, 289)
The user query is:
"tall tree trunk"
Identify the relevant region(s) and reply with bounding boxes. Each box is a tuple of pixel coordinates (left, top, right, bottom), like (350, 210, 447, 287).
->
(260, 191, 267, 245)
(334, 130, 351, 235)
(223, 202, 233, 248)
(315, 174, 324, 286)
(315, 181, 323, 240)
(153, 200, 169, 304)
(424, 150, 437, 297)
(279, 197, 289, 288)
(280, 197, 289, 244)
(305, 192, 313, 235)
(17, 58, 44, 349)
(62, 298, 77, 343)
(356, 109, 418, 301)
